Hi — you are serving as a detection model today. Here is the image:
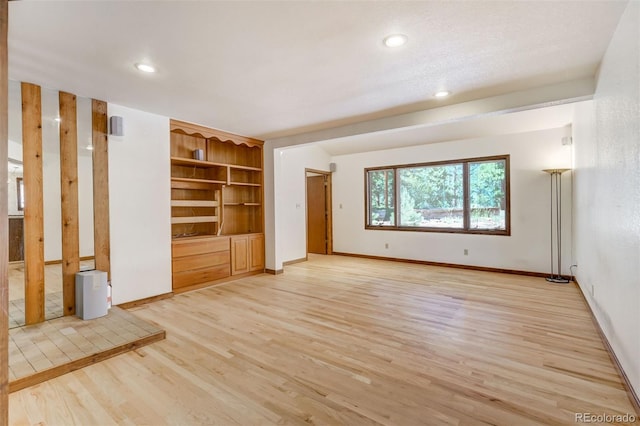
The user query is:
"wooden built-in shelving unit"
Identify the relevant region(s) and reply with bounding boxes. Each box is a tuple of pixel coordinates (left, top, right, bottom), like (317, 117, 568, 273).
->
(170, 119, 265, 292)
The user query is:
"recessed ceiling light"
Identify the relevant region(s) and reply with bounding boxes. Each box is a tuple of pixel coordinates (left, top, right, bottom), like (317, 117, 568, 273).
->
(383, 34, 408, 48)
(434, 91, 451, 98)
(135, 63, 156, 73)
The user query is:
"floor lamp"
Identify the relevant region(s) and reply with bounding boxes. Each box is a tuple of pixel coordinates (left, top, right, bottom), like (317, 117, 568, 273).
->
(543, 168, 570, 283)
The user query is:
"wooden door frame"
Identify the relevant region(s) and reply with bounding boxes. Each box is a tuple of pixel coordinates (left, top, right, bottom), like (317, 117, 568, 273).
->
(305, 168, 333, 255)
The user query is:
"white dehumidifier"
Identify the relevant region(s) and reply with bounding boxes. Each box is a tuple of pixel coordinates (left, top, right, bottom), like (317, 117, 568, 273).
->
(75, 270, 109, 320)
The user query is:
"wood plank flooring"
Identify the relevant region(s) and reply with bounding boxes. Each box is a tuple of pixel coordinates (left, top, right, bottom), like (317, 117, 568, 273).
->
(8, 306, 164, 389)
(8, 255, 639, 425)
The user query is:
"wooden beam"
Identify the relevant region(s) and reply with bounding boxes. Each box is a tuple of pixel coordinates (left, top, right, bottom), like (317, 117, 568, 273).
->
(92, 99, 110, 279)
(59, 91, 80, 316)
(21, 82, 45, 325)
(0, 0, 10, 422)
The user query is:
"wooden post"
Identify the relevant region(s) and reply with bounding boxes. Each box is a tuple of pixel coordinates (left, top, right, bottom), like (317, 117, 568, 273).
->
(92, 100, 110, 279)
(22, 83, 46, 325)
(59, 92, 79, 315)
(1, 0, 10, 422)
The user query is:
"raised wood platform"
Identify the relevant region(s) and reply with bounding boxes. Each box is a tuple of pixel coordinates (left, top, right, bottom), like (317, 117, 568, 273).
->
(9, 306, 165, 393)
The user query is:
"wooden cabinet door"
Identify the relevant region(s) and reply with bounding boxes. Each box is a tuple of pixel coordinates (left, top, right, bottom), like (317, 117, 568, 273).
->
(249, 234, 264, 271)
(231, 235, 249, 275)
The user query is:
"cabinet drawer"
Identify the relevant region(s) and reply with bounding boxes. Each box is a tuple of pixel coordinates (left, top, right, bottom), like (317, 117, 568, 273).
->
(172, 236, 230, 257)
(172, 264, 230, 289)
(172, 251, 230, 273)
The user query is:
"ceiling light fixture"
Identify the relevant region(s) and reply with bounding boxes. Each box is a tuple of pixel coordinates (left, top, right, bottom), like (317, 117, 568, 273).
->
(135, 63, 156, 73)
(434, 91, 450, 98)
(383, 34, 408, 48)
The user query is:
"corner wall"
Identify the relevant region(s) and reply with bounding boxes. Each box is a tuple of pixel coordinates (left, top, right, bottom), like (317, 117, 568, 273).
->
(572, 0, 639, 397)
(274, 144, 331, 264)
(107, 104, 172, 304)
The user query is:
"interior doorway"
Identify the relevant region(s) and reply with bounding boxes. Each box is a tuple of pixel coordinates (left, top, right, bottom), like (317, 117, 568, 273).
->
(306, 169, 332, 255)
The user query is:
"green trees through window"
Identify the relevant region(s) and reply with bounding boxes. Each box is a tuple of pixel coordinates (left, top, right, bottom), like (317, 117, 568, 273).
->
(469, 160, 507, 230)
(366, 155, 509, 234)
(367, 169, 394, 226)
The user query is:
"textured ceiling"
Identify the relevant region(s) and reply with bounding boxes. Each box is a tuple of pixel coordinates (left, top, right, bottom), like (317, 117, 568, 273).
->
(8, 1, 627, 140)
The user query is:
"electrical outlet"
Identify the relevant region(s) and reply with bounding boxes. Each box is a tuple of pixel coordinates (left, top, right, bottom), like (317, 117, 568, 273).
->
(339, 203, 343, 209)
(464, 249, 468, 255)
(384, 243, 389, 249)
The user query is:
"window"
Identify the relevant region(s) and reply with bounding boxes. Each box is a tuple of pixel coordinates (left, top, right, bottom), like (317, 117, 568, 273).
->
(367, 169, 395, 226)
(365, 155, 509, 235)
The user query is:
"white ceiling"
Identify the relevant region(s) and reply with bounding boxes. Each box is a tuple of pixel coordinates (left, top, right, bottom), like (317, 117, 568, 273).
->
(8, 1, 627, 141)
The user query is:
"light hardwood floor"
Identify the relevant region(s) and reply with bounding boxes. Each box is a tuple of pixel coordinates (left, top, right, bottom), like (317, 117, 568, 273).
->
(8, 255, 639, 425)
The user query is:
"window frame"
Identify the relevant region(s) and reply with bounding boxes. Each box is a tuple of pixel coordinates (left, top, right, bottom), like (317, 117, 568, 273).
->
(365, 154, 510, 235)
(365, 168, 395, 227)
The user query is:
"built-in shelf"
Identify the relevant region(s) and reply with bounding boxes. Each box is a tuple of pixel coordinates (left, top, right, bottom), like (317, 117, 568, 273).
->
(230, 164, 262, 172)
(171, 177, 226, 185)
(229, 181, 261, 187)
(170, 156, 227, 168)
(170, 118, 264, 291)
(171, 216, 219, 224)
(172, 233, 208, 240)
(171, 157, 262, 172)
(171, 200, 219, 207)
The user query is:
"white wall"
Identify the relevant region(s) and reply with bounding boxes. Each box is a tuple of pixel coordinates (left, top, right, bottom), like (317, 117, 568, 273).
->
(263, 80, 595, 272)
(572, 0, 639, 396)
(108, 104, 172, 305)
(8, 81, 22, 161)
(332, 127, 572, 273)
(77, 96, 95, 258)
(7, 82, 23, 217)
(77, 150, 94, 258)
(274, 144, 331, 264)
(41, 87, 62, 262)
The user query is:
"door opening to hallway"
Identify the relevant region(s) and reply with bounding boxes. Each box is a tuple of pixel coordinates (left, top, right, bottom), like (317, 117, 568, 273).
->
(306, 169, 332, 255)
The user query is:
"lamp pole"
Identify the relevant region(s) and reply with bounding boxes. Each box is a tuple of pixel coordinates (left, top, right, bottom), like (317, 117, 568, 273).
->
(542, 169, 570, 283)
